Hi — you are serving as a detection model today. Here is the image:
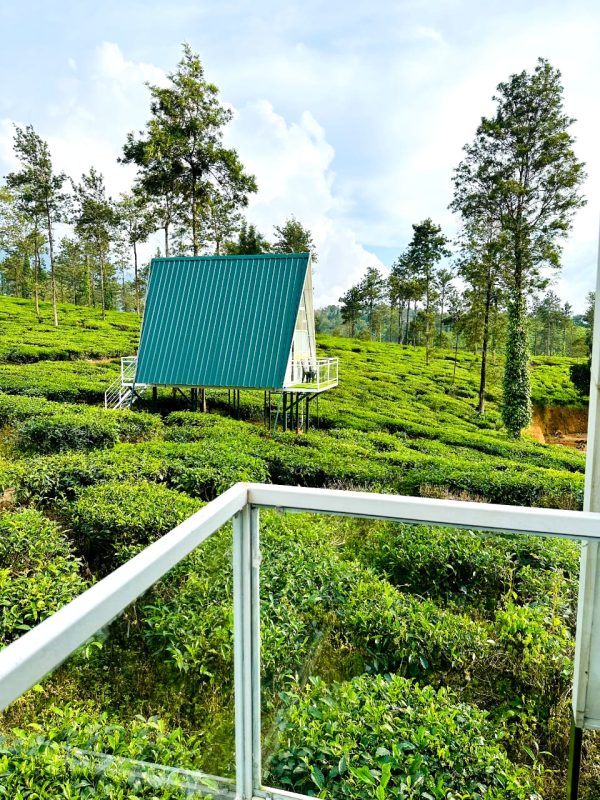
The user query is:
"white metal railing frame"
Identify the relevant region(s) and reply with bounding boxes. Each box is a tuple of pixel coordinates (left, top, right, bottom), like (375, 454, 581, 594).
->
(104, 357, 145, 409)
(285, 357, 339, 391)
(1, 483, 600, 800)
(121, 355, 138, 386)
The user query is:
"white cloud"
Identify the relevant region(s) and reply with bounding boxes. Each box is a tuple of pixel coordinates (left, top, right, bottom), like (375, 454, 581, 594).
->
(0, 119, 19, 171)
(227, 100, 386, 303)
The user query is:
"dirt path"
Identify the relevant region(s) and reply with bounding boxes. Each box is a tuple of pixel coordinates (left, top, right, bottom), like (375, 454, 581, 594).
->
(528, 405, 588, 450)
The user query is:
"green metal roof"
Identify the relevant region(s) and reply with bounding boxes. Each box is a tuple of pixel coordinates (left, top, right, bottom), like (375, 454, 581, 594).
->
(135, 253, 310, 389)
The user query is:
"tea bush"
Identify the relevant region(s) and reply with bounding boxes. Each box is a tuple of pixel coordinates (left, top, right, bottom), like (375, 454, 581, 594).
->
(1, 394, 161, 455)
(341, 521, 580, 615)
(0, 509, 87, 644)
(0, 706, 207, 799)
(16, 413, 120, 454)
(66, 481, 200, 572)
(0, 359, 120, 403)
(267, 673, 542, 799)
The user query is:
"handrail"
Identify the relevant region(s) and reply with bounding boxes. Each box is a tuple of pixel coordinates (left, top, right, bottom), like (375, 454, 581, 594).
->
(1, 482, 599, 710)
(286, 357, 339, 390)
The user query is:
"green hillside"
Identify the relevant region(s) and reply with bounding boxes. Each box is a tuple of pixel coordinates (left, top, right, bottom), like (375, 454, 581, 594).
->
(0, 297, 596, 799)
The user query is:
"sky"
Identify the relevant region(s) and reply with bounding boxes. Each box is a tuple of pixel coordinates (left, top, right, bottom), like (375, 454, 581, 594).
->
(0, 0, 598, 310)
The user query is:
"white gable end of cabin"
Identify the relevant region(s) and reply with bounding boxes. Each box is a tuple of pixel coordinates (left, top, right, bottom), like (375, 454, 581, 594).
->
(283, 259, 338, 392)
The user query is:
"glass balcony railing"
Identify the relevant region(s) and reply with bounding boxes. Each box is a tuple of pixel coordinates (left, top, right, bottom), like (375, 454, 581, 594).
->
(1, 484, 597, 799)
(285, 357, 339, 391)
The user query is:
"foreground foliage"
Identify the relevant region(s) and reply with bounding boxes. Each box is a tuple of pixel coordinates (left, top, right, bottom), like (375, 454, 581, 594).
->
(268, 673, 542, 799)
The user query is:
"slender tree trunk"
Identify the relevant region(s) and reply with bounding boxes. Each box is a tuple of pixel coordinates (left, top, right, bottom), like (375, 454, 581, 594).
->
(45, 201, 58, 327)
(404, 300, 411, 345)
(99, 250, 106, 320)
(398, 301, 404, 344)
(477, 275, 493, 414)
(86, 254, 95, 308)
(33, 240, 40, 321)
(438, 287, 446, 346)
(191, 183, 198, 256)
(164, 224, 170, 258)
(133, 240, 140, 315)
(453, 327, 460, 382)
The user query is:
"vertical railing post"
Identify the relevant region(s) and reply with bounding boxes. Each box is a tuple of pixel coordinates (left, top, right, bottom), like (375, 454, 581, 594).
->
(250, 506, 262, 789)
(233, 504, 262, 800)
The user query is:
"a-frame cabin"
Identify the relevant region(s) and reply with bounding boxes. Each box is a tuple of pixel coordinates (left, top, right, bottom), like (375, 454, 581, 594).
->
(105, 252, 338, 431)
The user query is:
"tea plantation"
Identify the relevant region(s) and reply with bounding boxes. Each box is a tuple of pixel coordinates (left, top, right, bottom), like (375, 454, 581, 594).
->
(0, 296, 596, 799)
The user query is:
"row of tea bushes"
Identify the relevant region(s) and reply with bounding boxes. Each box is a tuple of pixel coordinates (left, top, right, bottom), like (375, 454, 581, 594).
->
(4, 416, 585, 512)
(0, 360, 120, 403)
(341, 520, 580, 619)
(0, 469, 580, 795)
(66, 481, 201, 574)
(0, 393, 161, 454)
(0, 295, 139, 363)
(0, 707, 205, 799)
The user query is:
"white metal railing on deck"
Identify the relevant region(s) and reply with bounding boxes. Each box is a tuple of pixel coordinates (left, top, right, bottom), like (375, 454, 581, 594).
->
(104, 357, 143, 410)
(0, 483, 599, 798)
(286, 357, 338, 392)
(121, 355, 138, 386)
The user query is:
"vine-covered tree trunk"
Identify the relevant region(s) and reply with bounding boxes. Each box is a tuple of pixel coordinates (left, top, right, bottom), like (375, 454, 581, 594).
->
(502, 293, 531, 437)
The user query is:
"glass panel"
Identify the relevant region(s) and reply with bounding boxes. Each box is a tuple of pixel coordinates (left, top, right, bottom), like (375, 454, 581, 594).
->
(259, 511, 583, 798)
(0, 524, 235, 798)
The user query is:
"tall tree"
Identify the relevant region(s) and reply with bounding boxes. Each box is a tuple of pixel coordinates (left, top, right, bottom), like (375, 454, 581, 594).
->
(225, 220, 271, 255)
(122, 44, 256, 256)
(401, 219, 449, 361)
(117, 192, 153, 314)
(457, 221, 507, 413)
(201, 191, 242, 255)
(359, 267, 386, 339)
(436, 267, 454, 346)
(272, 216, 318, 261)
(451, 58, 586, 437)
(339, 285, 363, 337)
(6, 125, 68, 326)
(72, 169, 119, 320)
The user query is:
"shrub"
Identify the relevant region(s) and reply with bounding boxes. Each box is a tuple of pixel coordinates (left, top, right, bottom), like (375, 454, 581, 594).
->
(570, 360, 590, 397)
(15, 413, 120, 454)
(342, 521, 580, 614)
(66, 481, 200, 572)
(0, 509, 87, 644)
(333, 573, 489, 680)
(1, 393, 161, 455)
(267, 673, 542, 799)
(0, 707, 206, 799)
(0, 360, 119, 403)
(12, 446, 168, 505)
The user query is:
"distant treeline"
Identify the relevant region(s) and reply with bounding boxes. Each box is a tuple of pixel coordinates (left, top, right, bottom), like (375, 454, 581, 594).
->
(318, 268, 590, 360)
